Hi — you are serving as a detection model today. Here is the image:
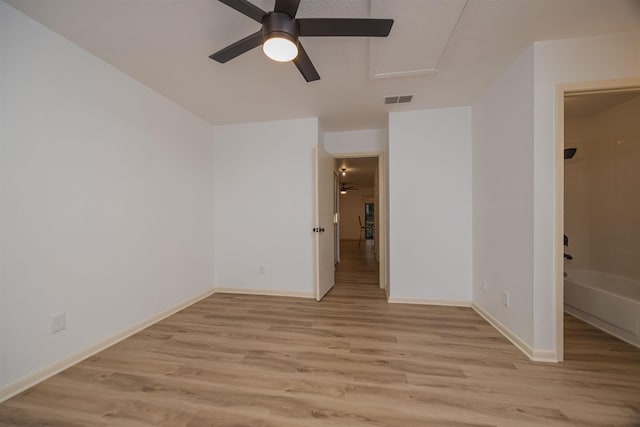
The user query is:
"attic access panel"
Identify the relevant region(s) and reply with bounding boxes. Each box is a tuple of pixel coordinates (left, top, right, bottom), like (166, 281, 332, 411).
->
(369, 0, 467, 78)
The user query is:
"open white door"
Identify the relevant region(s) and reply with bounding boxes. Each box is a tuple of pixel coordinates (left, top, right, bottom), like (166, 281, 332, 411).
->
(315, 143, 335, 301)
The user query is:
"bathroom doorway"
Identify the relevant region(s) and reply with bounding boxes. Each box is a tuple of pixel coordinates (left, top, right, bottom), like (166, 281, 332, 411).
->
(559, 83, 640, 359)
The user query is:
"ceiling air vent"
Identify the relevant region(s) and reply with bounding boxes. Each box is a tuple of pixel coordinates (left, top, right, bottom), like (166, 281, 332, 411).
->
(384, 94, 413, 104)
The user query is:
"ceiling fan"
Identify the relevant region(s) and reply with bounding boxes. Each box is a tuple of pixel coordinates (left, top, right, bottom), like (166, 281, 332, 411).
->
(340, 183, 357, 194)
(209, 0, 394, 82)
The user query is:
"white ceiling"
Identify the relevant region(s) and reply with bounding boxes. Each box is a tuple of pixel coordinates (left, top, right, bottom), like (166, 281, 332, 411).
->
(6, 0, 640, 131)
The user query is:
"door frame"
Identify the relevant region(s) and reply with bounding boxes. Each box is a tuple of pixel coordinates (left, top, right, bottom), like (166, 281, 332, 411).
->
(554, 77, 640, 362)
(334, 171, 340, 264)
(333, 151, 389, 293)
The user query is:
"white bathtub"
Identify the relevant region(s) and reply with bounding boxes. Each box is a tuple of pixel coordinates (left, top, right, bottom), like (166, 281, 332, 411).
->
(564, 269, 640, 348)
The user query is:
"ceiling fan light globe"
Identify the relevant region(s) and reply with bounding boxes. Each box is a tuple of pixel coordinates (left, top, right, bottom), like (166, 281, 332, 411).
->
(263, 37, 298, 62)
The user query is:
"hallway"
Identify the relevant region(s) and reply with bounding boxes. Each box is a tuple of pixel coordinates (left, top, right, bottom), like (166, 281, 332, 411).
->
(326, 239, 383, 302)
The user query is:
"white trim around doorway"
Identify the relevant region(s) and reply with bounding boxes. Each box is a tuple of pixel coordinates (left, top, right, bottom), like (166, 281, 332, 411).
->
(554, 77, 640, 363)
(333, 151, 388, 293)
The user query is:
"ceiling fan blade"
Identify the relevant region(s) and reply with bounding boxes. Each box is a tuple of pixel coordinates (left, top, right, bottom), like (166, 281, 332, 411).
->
(217, 0, 267, 23)
(274, 0, 301, 18)
(298, 18, 394, 37)
(293, 42, 320, 82)
(209, 31, 263, 63)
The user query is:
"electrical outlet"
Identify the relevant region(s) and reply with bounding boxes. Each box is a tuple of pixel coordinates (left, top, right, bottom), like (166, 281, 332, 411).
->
(482, 280, 488, 293)
(259, 265, 266, 275)
(51, 312, 66, 334)
(501, 291, 510, 308)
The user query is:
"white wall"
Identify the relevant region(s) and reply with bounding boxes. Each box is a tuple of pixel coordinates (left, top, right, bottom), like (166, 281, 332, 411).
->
(212, 118, 318, 296)
(389, 107, 472, 303)
(324, 129, 386, 155)
(472, 47, 534, 345)
(533, 31, 640, 351)
(0, 2, 214, 390)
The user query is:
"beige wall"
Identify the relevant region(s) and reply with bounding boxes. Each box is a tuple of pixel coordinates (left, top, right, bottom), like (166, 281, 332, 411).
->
(564, 119, 591, 270)
(339, 187, 374, 240)
(565, 95, 640, 281)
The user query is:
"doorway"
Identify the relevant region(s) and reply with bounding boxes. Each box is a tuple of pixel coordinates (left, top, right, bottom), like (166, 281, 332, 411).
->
(556, 80, 640, 360)
(333, 155, 386, 293)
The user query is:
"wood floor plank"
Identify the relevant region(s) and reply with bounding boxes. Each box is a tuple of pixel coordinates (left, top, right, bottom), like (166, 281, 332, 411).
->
(1, 240, 639, 426)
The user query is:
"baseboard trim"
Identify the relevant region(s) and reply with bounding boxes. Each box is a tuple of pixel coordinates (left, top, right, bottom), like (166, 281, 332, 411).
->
(565, 306, 640, 350)
(0, 288, 216, 403)
(531, 349, 558, 362)
(214, 287, 314, 299)
(471, 303, 558, 363)
(388, 297, 471, 307)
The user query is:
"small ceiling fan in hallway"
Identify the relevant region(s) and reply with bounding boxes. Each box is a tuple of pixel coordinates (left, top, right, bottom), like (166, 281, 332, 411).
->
(340, 183, 357, 194)
(209, 0, 394, 82)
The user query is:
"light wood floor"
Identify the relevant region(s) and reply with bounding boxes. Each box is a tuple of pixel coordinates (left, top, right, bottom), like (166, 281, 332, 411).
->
(1, 240, 639, 426)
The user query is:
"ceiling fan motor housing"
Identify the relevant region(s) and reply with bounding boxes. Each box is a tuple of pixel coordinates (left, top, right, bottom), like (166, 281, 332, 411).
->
(262, 12, 299, 44)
